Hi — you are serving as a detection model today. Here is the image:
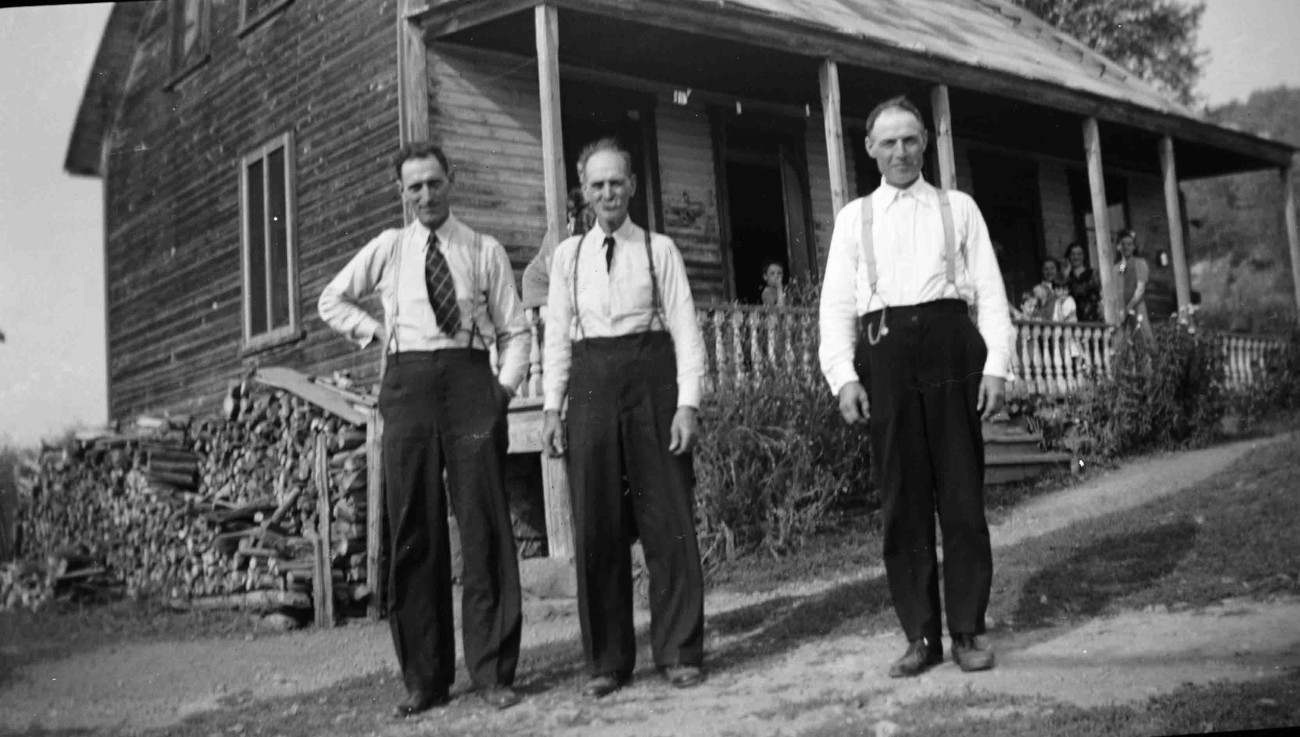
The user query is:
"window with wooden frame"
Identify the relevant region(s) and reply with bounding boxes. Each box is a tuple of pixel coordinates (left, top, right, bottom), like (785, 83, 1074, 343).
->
(240, 133, 301, 351)
(239, 0, 294, 36)
(169, 0, 210, 82)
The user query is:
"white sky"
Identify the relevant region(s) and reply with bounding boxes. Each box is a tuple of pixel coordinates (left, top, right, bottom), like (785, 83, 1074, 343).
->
(1, 0, 1298, 446)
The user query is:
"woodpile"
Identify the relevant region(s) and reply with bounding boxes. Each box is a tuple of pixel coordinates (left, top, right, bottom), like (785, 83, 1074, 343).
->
(8, 370, 380, 623)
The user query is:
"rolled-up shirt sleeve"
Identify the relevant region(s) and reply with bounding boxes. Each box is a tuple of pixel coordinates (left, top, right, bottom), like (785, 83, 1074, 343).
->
(542, 241, 576, 412)
(656, 237, 706, 409)
(818, 201, 864, 396)
(958, 195, 1013, 379)
(483, 236, 531, 392)
(318, 232, 393, 348)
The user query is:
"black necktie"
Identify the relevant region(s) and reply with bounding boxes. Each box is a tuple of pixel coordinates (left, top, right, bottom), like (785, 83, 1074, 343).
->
(424, 233, 461, 335)
(604, 235, 616, 272)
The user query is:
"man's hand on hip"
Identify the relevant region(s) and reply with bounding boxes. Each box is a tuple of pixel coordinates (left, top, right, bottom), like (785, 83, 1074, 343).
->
(977, 375, 1006, 420)
(837, 382, 870, 425)
(542, 410, 566, 457)
(668, 407, 699, 456)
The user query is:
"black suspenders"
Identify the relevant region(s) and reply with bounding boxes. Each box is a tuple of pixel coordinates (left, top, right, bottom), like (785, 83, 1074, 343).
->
(571, 227, 665, 340)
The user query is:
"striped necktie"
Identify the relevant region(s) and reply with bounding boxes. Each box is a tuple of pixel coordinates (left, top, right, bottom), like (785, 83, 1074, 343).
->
(424, 232, 460, 335)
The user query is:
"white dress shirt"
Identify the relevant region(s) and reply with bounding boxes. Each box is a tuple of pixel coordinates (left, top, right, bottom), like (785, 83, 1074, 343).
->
(819, 177, 1013, 395)
(542, 218, 707, 411)
(318, 214, 530, 391)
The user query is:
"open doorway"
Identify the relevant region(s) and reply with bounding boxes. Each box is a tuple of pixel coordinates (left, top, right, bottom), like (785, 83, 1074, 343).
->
(717, 118, 815, 304)
(968, 149, 1045, 303)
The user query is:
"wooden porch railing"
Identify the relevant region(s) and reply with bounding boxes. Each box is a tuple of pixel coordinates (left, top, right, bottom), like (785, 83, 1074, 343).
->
(1215, 332, 1289, 391)
(1008, 320, 1115, 398)
(511, 307, 1290, 401)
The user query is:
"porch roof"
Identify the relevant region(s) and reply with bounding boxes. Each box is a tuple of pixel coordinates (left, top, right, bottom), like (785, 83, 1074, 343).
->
(417, 0, 1296, 176)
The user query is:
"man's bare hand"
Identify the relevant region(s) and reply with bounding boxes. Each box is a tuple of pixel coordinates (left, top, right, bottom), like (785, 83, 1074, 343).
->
(668, 407, 699, 456)
(838, 382, 870, 425)
(542, 410, 566, 458)
(977, 375, 1006, 421)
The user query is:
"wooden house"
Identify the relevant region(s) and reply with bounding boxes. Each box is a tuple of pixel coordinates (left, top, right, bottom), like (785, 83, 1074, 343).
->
(67, 0, 1300, 424)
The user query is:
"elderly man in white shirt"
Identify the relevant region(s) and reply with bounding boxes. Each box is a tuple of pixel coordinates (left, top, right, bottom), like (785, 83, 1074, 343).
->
(541, 138, 708, 699)
(819, 96, 1012, 679)
(319, 142, 529, 717)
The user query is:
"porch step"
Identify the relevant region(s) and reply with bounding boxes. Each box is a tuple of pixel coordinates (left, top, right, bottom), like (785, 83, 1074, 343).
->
(983, 420, 1072, 486)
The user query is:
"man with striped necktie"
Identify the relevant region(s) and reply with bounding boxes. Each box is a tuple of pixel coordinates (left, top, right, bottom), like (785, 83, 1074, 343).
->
(319, 142, 529, 717)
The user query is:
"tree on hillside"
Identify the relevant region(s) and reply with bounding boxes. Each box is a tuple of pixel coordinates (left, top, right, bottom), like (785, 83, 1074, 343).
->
(1182, 86, 1300, 332)
(1012, 0, 1205, 105)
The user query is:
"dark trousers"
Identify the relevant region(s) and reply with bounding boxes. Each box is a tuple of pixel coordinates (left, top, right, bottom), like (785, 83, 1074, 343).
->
(566, 332, 705, 677)
(379, 350, 521, 696)
(854, 299, 992, 642)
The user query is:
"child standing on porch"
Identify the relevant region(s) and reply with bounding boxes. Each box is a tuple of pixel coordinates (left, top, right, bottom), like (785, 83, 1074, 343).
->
(761, 259, 787, 307)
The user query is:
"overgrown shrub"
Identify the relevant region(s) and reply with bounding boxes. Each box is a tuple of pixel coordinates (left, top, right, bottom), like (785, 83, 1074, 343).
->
(1067, 322, 1227, 459)
(693, 374, 871, 569)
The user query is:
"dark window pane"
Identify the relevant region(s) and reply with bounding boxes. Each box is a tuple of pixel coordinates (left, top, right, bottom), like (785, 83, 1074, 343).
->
(247, 159, 268, 336)
(267, 147, 290, 330)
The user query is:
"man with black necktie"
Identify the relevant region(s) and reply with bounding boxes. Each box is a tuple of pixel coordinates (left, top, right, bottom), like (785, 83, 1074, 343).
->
(541, 138, 708, 698)
(318, 142, 529, 716)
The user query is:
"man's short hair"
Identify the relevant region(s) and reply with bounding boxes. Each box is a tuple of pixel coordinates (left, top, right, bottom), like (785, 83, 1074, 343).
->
(576, 138, 635, 183)
(864, 96, 925, 138)
(392, 141, 451, 180)
(1117, 227, 1137, 241)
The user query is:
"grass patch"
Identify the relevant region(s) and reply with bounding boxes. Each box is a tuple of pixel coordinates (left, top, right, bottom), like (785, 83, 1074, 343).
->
(991, 431, 1300, 632)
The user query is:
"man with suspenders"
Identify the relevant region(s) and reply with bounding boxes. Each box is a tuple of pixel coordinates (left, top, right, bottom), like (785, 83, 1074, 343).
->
(819, 97, 1013, 677)
(541, 138, 709, 698)
(318, 142, 529, 715)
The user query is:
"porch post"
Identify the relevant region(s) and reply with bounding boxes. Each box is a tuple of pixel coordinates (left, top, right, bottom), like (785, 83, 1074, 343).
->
(396, 0, 430, 149)
(1159, 136, 1192, 315)
(534, 3, 575, 561)
(535, 4, 568, 251)
(1284, 161, 1300, 322)
(818, 59, 850, 217)
(1083, 117, 1120, 324)
(930, 84, 958, 191)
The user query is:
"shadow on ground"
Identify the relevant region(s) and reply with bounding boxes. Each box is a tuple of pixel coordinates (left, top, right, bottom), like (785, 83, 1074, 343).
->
(1009, 517, 1198, 630)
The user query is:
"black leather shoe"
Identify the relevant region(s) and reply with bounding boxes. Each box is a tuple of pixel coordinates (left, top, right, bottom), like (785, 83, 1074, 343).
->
(582, 673, 628, 698)
(663, 665, 705, 689)
(888, 638, 943, 678)
(952, 634, 995, 672)
(392, 690, 449, 718)
(480, 685, 522, 710)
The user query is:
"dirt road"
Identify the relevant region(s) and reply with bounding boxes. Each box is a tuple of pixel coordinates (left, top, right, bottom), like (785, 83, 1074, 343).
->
(3, 434, 1298, 736)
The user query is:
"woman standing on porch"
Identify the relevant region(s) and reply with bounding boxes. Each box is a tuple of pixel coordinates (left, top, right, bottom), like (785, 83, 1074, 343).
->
(1063, 242, 1102, 323)
(1116, 229, 1154, 342)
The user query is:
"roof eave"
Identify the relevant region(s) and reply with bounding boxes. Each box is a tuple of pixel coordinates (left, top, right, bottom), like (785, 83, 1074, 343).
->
(64, 3, 147, 179)
(536, 0, 1294, 170)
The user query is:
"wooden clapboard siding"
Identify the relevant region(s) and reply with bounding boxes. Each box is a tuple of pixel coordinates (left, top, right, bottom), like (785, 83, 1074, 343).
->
(1038, 160, 1076, 256)
(427, 44, 547, 271)
(805, 114, 858, 278)
(952, 137, 976, 195)
(102, 0, 400, 420)
(655, 98, 725, 303)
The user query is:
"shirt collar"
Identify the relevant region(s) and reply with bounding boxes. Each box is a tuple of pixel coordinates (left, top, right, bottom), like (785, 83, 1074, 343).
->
(591, 217, 638, 246)
(411, 213, 460, 247)
(877, 176, 937, 208)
